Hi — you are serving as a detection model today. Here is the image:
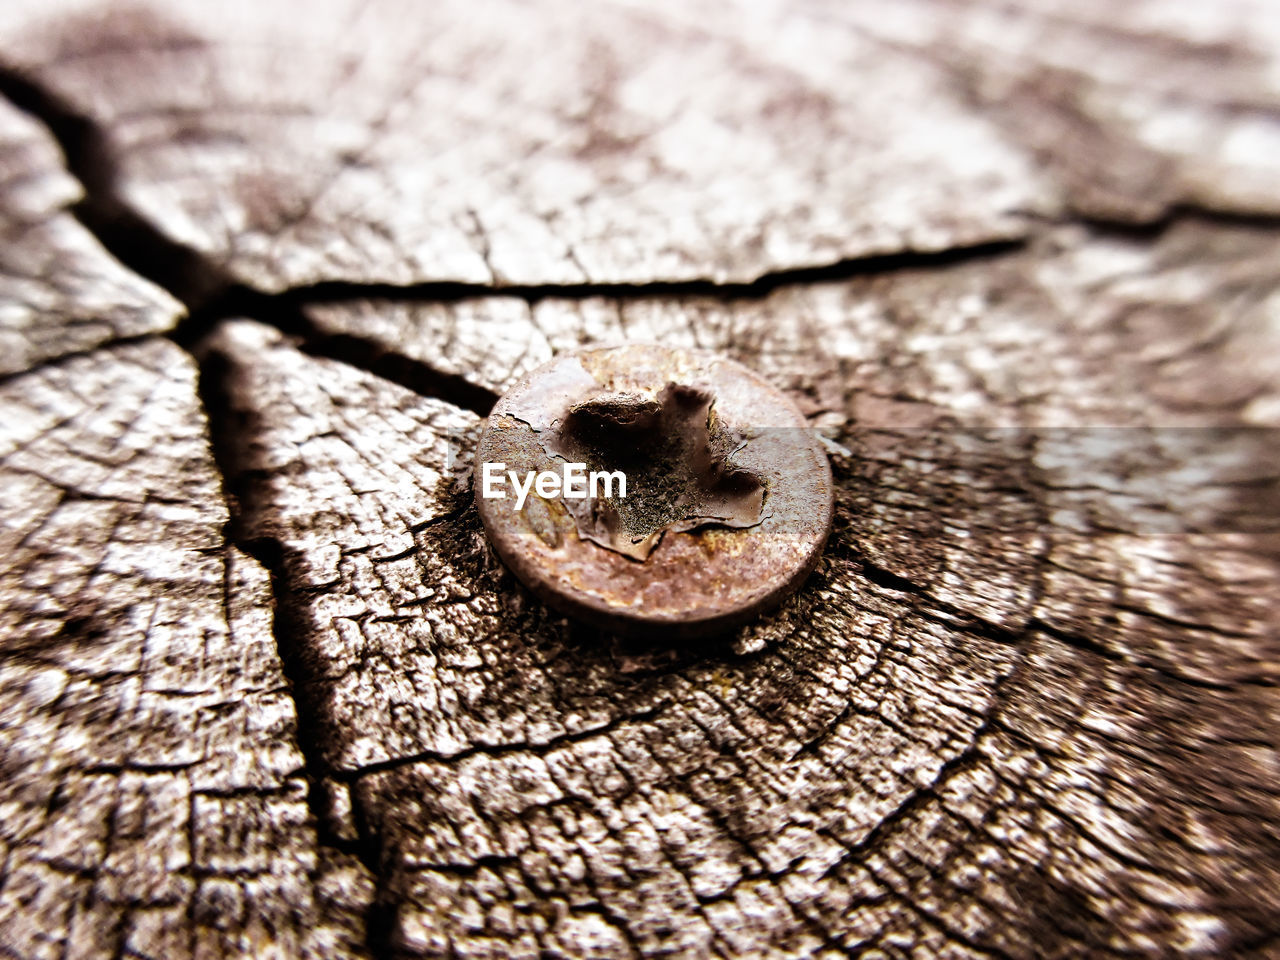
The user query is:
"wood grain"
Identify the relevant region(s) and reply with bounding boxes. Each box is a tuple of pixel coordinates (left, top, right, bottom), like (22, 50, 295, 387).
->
(0, 341, 371, 958)
(0, 99, 182, 375)
(0, 0, 1277, 957)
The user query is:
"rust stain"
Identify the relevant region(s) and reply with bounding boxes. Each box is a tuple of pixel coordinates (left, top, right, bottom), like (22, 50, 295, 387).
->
(475, 345, 834, 638)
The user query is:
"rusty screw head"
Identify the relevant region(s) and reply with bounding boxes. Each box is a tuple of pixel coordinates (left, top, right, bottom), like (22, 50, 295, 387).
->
(475, 345, 834, 637)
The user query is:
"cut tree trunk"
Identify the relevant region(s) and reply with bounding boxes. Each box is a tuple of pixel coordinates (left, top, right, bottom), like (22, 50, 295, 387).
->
(0, 2, 1278, 958)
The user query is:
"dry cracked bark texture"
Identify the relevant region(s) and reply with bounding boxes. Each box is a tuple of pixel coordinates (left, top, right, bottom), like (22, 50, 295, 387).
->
(0, 340, 372, 958)
(0, 1, 1279, 958)
(0, 98, 183, 375)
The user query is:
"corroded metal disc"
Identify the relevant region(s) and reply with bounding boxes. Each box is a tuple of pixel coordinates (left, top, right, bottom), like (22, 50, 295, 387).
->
(475, 345, 834, 637)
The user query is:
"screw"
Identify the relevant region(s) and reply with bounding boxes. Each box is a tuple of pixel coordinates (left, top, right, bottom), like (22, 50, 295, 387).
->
(475, 345, 834, 637)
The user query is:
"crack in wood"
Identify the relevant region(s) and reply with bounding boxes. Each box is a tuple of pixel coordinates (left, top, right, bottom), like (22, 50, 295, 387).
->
(4, 20, 1280, 956)
(194, 353, 396, 957)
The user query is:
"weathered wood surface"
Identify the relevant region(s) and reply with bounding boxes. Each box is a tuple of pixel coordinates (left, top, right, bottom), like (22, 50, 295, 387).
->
(0, 338, 372, 958)
(1, 1, 1278, 958)
(0, 100, 182, 374)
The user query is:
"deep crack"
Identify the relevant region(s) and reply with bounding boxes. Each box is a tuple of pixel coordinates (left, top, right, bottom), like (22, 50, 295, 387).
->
(299, 331, 500, 417)
(0, 59, 1035, 419)
(5, 46, 1280, 960)
(196, 348, 397, 958)
(0, 62, 232, 314)
(272, 237, 1027, 306)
